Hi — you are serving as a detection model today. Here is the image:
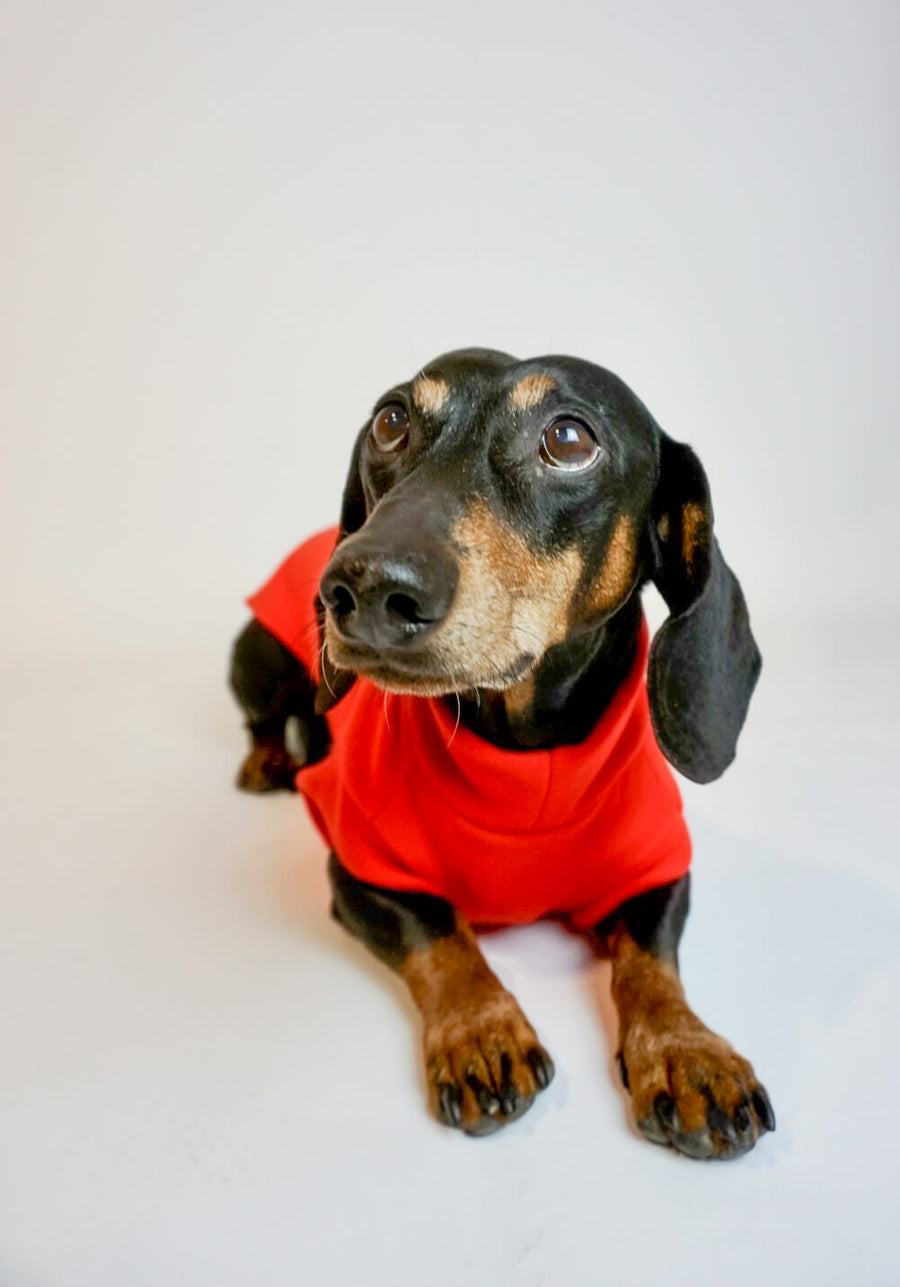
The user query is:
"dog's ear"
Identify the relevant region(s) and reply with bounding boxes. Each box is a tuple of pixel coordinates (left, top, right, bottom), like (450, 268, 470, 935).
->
(338, 424, 369, 540)
(646, 432, 761, 783)
(315, 426, 369, 713)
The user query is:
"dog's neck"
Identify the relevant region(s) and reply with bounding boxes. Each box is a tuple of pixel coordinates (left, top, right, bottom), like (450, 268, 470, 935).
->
(450, 595, 644, 750)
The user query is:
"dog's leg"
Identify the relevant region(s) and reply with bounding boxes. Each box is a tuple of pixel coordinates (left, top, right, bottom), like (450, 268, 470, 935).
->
(329, 853, 555, 1135)
(229, 619, 324, 792)
(594, 876, 775, 1159)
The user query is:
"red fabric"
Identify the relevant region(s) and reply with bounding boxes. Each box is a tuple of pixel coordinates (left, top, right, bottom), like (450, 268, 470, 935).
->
(247, 528, 691, 929)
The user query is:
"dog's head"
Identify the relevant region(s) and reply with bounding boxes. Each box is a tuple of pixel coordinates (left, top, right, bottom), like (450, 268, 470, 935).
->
(318, 348, 760, 783)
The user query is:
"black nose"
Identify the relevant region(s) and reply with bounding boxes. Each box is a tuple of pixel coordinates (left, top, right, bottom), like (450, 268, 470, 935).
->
(320, 547, 456, 650)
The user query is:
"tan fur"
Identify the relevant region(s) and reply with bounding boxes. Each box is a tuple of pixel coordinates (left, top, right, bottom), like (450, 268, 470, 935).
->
(681, 501, 705, 576)
(509, 373, 557, 411)
(502, 673, 536, 722)
(429, 500, 583, 689)
(235, 743, 301, 793)
(606, 930, 762, 1148)
(583, 516, 636, 615)
(324, 507, 581, 692)
(412, 375, 450, 416)
(402, 923, 505, 1017)
(401, 924, 544, 1127)
(324, 616, 466, 699)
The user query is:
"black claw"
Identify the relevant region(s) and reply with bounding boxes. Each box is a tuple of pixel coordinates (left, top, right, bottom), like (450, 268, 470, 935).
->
(653, 1092, 680, 1132)
(752, 1087, 776, 1133)
(499, 1089, 519, 1115)
(498, 1053, 518, 1115)
(527, 1048, 555, 1090)
(466, 1073, 500, 1117)
(707, 1103, 740, 1146)
(438, 1083, 462, 1127)
(616, 1051, 630, 1090)
(733, 1098, 755, 1141)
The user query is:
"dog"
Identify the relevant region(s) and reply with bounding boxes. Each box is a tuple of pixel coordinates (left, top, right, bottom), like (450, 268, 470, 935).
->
(229, 347, 774, 1158)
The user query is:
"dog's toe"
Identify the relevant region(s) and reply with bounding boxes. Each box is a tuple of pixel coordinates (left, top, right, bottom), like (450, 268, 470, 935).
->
(622, 1020, 773, 1160)
(423, 994, 553, 1136)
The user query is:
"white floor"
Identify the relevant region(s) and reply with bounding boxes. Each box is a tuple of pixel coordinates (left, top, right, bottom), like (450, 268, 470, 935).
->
(2, 616, 898, 1287)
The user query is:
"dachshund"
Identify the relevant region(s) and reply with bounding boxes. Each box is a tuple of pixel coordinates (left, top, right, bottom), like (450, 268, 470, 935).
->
(229, 348, 773, 1158)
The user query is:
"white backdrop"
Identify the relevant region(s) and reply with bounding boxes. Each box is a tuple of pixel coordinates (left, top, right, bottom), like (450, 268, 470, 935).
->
(2, 3, 899, 1286)
(2, 0, 898, 651)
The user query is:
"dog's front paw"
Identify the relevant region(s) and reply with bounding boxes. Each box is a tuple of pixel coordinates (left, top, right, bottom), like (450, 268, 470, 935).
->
(235, 744, 302, 793)
(422, 991, 555, 1137)
(618, 1014, 775, 1160)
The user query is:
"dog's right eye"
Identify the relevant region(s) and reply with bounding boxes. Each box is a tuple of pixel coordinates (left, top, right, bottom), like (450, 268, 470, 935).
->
(370, 404, 410, 453)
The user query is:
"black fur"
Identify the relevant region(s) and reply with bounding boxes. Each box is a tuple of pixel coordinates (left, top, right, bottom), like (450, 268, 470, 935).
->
(315, 350, 759, 762)
(647, 434, 761, 782)
(230, 347, 758, 928)
(329, 852, 456, 969)
(229, 619, 329, 767)
(229, 349, 770, 1155)
(594, 874, 690, 965)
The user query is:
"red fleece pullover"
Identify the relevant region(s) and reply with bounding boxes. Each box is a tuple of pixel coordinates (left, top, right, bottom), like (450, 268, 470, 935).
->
(247, 528, 691, 929)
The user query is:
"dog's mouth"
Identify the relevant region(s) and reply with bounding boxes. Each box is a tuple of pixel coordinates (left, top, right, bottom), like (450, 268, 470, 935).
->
(325, 623, 535, 697)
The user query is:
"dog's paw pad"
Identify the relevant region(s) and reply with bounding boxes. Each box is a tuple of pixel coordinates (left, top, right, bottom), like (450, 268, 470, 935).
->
(424, 993, 554, 1136)
(620, 1023, 774, 1160)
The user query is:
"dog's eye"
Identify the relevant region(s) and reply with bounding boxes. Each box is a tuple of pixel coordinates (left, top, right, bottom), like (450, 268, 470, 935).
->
(370, 403, 410, 453)
(540, 419, 600, 471)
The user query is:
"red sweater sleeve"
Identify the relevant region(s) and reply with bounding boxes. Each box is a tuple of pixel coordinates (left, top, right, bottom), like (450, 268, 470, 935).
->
(245, 527, 339, 678)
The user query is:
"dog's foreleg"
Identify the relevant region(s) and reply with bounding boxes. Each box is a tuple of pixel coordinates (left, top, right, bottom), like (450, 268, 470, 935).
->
(328, 852, 555, 1135)
(229, 619, 324, 792)
(594, 876, 775, 1159)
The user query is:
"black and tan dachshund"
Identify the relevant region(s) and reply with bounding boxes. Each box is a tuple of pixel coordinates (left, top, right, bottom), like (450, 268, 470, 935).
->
(229, 348, 774, 1159)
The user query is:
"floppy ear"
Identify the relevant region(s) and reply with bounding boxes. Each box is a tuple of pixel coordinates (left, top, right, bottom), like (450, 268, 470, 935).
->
(315, 425, 369, 713)
(646, 432, 761, 784)
(338, 424, 369, 540)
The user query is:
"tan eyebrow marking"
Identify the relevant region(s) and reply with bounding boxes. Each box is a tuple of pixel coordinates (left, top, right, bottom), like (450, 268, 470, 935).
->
(509, 373, 557, 411)
(412, 375, 450, 416)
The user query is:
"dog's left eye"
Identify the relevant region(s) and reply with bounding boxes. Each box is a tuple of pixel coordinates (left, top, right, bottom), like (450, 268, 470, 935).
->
(370, 403, 410, 453)
(540, 418, 600, 472)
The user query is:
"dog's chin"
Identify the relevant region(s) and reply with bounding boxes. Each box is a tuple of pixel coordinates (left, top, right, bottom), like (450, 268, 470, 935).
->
(352, 666, 463, 699)
(326, 637, 536, 698)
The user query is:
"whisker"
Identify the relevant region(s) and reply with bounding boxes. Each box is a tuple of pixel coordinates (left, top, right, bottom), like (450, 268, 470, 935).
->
(287, 617, 325, 654)
(319, 641, 337, 699)
(446, 691, 462, 750)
